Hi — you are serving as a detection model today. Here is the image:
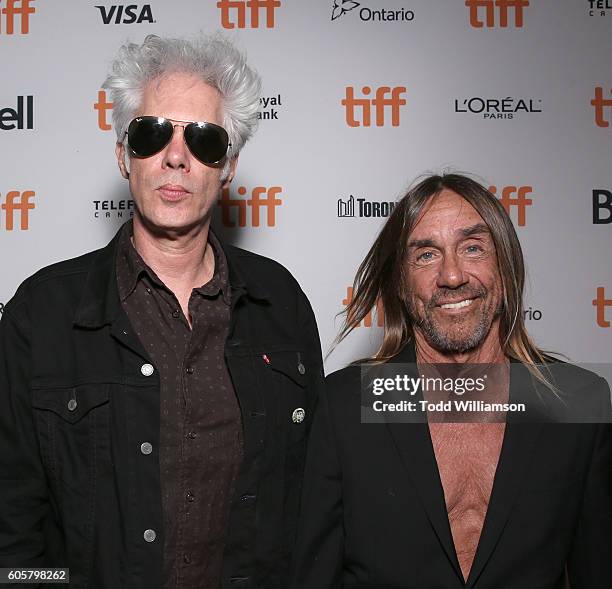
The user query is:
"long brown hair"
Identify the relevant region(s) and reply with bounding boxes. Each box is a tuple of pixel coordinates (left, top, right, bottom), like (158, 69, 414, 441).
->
(336, 173, 555, 380)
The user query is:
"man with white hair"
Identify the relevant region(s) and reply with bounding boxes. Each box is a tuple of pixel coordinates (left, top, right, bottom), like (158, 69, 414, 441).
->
(0, 34, 323, 589)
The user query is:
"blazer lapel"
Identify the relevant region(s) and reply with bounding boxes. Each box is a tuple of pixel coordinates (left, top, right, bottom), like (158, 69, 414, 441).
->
(383, 344, 465, 583)
(465, 361, 545, 588)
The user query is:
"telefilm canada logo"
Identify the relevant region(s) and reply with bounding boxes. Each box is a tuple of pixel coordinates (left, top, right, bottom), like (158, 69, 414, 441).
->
(331, 0, 414, 22)
(588, 0, 611, 16)
(337, 195, 396, 218)
(93, 199, 135, 220)
(454, 96, 542, 120)
(94, 4, 155, 25)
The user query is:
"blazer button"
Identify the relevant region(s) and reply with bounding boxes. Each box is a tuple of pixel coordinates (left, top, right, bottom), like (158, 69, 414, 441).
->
(143, 529, 156, 542)
(140, 442, 153, 455)
(141, 363, 154, 377)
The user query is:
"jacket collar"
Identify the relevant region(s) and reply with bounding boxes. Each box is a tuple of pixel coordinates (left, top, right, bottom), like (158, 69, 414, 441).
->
(74, 222, 271, 329)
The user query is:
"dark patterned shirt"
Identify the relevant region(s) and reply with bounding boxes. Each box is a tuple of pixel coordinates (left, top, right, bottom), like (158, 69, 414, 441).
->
(116, 221, 243, 589)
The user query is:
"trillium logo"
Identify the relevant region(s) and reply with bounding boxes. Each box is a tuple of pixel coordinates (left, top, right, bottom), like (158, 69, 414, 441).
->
(331, 0, 360, 20)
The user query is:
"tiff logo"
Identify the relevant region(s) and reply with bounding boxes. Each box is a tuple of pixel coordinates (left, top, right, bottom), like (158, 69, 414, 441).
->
(593, 189, 612, 224)
(217, 0, 280, 29)
(0, 0, 35, 34)
(0, 190, 35, 230)
(591, 87, 612, 128)
(592, 287, 612, 328)
(488, 185, 532, 227)
(342, 286, 384, 328)
(342, 86, 406, 127)
(94, 90, 113, 131)
(465, 0, 529, 28)
(218, 186, 283, 227)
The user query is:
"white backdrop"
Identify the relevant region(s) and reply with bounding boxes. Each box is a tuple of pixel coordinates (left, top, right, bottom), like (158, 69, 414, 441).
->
(1, 0, 611, 373)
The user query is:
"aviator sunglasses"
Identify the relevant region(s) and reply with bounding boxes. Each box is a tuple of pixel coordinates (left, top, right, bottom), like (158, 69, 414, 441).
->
(125, 116, 231, 165)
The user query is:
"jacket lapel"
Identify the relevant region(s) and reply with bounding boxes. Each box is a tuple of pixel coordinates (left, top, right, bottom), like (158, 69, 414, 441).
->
(465, 361, 544, 588)
(383, 344, 465, 583)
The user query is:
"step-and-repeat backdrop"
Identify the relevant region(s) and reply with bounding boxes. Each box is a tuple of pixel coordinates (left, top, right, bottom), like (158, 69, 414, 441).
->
(1, 0, 610, 372)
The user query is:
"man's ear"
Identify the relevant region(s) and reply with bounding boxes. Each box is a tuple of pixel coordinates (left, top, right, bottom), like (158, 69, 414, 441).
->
(221, 155, 239, 190)
(116, 142, 130, 179)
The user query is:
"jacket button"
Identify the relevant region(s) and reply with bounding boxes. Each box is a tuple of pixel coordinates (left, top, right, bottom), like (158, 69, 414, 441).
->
(143, 529, 156, 542)
(67, 399, 77, 412)
(292, 408, 306, 423)
(141, 363, 154, 377)
(140, 442, 153, 455)
(298, 363, 306, 375)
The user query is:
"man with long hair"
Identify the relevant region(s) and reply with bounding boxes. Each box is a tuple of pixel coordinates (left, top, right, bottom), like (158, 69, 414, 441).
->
(292, 173, 611, 588)
(0, 34, 323, 589)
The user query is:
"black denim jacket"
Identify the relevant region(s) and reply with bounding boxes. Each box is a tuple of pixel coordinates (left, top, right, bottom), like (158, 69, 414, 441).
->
(0, 225, 324, 589)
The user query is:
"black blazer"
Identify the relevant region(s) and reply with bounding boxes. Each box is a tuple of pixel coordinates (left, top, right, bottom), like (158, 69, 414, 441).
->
(291, 345, 612, 589)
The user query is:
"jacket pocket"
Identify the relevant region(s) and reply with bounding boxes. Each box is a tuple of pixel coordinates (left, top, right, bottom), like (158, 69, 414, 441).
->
(32, 383, 111, 588)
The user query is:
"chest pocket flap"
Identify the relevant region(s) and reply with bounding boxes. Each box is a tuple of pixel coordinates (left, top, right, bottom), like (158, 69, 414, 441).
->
(32, 384, 110, 424)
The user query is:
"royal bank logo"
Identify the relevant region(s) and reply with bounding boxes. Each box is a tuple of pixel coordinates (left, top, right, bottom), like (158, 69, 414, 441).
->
(217, 185, 283, 227)
(0, 190, 35, 230)
(342, 86, 406, 127)
(0, 0, 35, 35)
(591, 87, 612, 128)
(259, 94, 282, 121)
(94, 90, 113, 131)
(465, 0, 529, 28)
(0, 96, 33, 130)
(342, 286, 385, 328)
(454, 96, 542, 119)
(593, 287, 611, 328)
(588, 0, 611, 16)
(337, 195, 396, 218)
(95, 4, 155, 24)
(217, 0, 280, 29)
(93, 199, 135, 220)
(488, 185, 533, 227)
(593, 189, 612, 224)
(331, 0, 414, 22)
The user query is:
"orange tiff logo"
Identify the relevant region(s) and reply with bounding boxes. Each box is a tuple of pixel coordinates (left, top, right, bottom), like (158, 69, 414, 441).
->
(218, 186, 283, 227)
(591, 87, 612, 128)
(342, 86, 406, 127)
(342, 287, 385, 328)
(0, 0, 35, 34)
(217, 0, 280, 29)
(488, 185, 532, 227)
(465, 0, 529, 28)
(94, 90, 113, 131)
(0, 190, 35, 230)
(593, 287, 612, 328)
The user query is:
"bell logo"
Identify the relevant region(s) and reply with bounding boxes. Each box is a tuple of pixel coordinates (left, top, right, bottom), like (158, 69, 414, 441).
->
(342, 86, 406, 127)
(488, 185, 532, 227)
(95, 4, 155, 25)
(465, 0, 528, 28)
(342, 287, 385, 328)
(0, 0, 35, 35)
(217, 0, 280, 29)
(218, 186, 283, 227)
(0, 96, 33, 131)
(591, 87, 612, 128)
(592, 287, 612, 328)
(0, 190, 35, 230)
(94, 90, 113, 131)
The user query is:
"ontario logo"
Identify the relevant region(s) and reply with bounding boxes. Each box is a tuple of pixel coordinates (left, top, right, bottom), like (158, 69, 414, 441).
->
(331, 0, 414, 22)
(454, 96, 542, 119)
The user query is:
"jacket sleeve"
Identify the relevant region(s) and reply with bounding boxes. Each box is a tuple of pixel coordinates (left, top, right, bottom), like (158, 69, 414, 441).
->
(0, 300, 50, 570)
(290, 370, 344, 589)
(567, 376, 612, 588)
